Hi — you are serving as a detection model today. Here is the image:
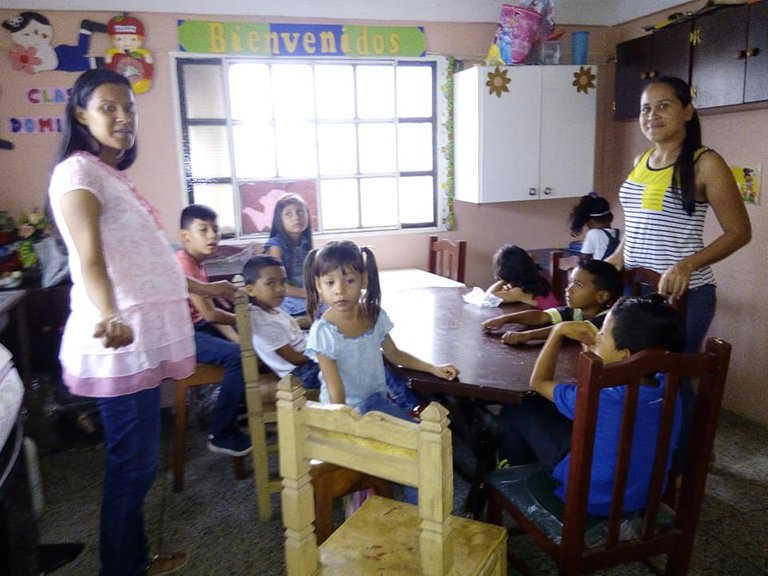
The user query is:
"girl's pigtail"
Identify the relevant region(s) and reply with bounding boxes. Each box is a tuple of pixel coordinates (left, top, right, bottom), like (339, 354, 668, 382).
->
(303, 248, 319, 321)
(361, 247, 381, 325)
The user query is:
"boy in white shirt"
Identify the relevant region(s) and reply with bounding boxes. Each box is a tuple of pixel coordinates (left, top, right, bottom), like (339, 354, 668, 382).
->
(243, 255, 321, 390)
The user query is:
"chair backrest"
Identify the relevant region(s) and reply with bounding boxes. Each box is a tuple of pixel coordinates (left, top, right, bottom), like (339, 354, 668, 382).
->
(549, 250, 580, 304)
(429, 235, 467, 283)
(622, 267, 688, 320)
(560, 338, 731, 573)
(277, 376, 455, 576)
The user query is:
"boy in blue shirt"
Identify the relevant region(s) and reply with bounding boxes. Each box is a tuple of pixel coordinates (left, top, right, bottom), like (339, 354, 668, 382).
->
(499, 294, 685, 515)
(482, 259, 622, 346)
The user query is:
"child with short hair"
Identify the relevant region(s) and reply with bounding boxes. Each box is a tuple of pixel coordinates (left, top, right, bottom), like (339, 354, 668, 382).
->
(263, 193, 313, 316)
(486, 244, 560, 308)
(482, 260, 622, 345)
(176, 204, 250, 457)
(568, 192, 621, 261)
(499, 294, 685, 515)
(243, 255, 321, 390)
(303, 240, 459, 418)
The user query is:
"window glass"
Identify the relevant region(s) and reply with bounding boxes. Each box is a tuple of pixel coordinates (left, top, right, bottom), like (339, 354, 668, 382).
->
(360, 177, 398, 227)
(183, 64, 225, 118)
(397, 65, 433, 118)
(188, 126, 231, 179)
(397, 123, 433, 172)
(233, 123, 276, 178)
(192, 182, 236, 233)
(317, 124, 357, 175)
(358, 124, 396, 174)
(357, 65, 395, 119)
(315, 65, 355, 119)
(320, 179, 359, 230)
(229, 62, 272, 121)
(398, 176, 434, 224)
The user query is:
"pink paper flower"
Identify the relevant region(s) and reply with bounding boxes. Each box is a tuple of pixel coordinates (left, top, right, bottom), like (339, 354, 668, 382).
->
(9, 44, 41, 74)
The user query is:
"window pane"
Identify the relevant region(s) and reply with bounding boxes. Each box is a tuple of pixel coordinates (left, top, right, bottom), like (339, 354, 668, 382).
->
(233, 123, 276, 178)
(358, 124, 396, 173)
(397, 123, 433, 172)
(397, 65, 433, 118)
(183, 64, 225, 119)
(192, 183, 235, 234)
(398, 176, 434, 224)
(318, 124, 357, 175)
(272, 64, 315, 120)
(229, 62, 272, 121)
(315, 65, 355, 119)
(320, 179, 359, 230)
(275, 122, 317, 178)
(357, 65, 395, 119)
(360, 177, 398, 227)
(188, 126, 231, 178)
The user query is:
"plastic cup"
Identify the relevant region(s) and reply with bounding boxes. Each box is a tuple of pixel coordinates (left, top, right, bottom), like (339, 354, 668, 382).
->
(571, 31, 590, 65)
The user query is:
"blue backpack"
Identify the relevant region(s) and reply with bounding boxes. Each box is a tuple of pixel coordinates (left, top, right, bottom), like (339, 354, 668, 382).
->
(600, 229, 621, 260)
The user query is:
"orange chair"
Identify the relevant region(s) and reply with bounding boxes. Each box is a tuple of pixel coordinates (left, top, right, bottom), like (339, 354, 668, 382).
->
(429, 235, 467, 283)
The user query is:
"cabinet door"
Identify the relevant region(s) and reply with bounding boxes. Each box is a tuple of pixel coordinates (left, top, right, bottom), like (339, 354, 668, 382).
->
(539, 66, 596, 200)
(651, 22, 692, 82)
(745, 1, 768, 103)
(690, 5, 749, 108)
(615, 35, 653, 120)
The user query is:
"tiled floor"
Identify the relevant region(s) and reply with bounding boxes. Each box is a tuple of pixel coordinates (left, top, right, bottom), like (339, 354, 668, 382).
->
(36, 408, 768, 575)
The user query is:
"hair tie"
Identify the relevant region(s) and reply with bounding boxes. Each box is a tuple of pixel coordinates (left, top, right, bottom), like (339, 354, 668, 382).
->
(588, 209, 610, 217)
(589, 191, 599, 198)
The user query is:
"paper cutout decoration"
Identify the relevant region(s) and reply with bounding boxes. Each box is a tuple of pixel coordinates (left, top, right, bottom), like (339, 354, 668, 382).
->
(486, 66, 511, 98)
(106, 15, 154, 93)
(572, 66, 596, 94)
(731, 165, 760, 204)
(2, 11, 106, 74)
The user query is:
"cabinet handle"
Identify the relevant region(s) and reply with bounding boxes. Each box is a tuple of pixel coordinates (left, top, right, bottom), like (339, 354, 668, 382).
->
(543, 187, 553, 196)
(640, 71, 648, 80)
(747, 47, 760, 57)
(528, 187, 537, 196)
(735, 50, 747, 59)
(649, 70, 658, 79)
(689, 29, 701, 46)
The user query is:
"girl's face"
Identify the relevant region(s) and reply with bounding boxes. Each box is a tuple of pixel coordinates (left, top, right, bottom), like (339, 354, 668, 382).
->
(315, 266, 365, 313)
(592, 311, 629, 364)
(75, 83, 136, 167)
(281, 202, 309, 239)
(639, 83, 693, 145)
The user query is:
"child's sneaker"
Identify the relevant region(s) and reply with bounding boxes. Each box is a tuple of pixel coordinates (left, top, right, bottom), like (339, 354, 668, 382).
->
(207, 432, 252, 457)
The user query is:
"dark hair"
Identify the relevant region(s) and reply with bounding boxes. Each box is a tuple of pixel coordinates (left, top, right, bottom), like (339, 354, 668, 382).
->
(303, 240, 380, 324)
(493, 244, 551, 298)
(243, 254, 284, 286)
(2, 11, 50, 33)
(55, 68, 137, 170)
(180, 204, 217, 229)
(644, 76, 701, 216)
(609, 294, 686, 354)
(576, 260, 623, 304)
(568, 193, 613, 236)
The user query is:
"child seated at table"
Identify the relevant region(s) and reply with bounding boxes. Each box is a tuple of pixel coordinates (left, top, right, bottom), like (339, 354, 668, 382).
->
(482, 260, 622, 346)
(243, 254, 424, 412)
(486, 244, 560, 308)
(498, 294, 685, 515)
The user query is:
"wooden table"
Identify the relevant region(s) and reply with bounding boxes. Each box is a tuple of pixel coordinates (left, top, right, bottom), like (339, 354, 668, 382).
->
(380, 278, 578, 404)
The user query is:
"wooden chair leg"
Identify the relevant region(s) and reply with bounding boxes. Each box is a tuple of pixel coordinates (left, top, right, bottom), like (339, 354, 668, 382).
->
(173, 382, 188, 492)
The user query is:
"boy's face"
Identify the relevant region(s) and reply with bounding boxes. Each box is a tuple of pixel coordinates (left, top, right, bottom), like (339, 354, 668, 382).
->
(592, 311, 629, 364)
(565, 267, 608, 310)
(245, 266, 287, 310)
(180, 218, 219, 260)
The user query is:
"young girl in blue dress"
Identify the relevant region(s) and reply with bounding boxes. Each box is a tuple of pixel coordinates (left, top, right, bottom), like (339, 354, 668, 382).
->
(303, 240, 459, 419)
(263, 193, 313, 316)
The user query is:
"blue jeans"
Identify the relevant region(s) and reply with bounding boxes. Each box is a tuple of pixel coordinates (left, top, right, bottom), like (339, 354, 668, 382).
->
(674, 284, 717, 474)
(194, 322, 245, 439)
(97, 387, 161, 576)
(384, 362, 422, 410)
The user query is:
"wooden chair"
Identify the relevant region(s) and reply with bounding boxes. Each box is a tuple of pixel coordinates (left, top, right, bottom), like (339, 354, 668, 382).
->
(485, 338, 731, 575)
(232, 275, 282, 521)
(277, 375, 507, 576)
(429, 236, 467, 283)
(550, 250, 580, 304)
(173, 363, 247, 492)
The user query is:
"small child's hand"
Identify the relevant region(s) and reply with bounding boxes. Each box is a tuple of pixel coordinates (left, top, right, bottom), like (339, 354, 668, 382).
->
(93, 315, 134, 349)
(501, 331, 529, 346)
(431, 363, 460, 381)
(482, 316, 506, 332)
(552, 321, 598, 346)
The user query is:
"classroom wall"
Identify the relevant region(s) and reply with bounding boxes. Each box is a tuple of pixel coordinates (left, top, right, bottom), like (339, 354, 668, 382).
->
(1, 5, 765, 425)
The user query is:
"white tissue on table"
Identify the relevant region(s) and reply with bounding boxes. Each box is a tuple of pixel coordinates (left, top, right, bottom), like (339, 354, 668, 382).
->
(462, 287, 503, 308)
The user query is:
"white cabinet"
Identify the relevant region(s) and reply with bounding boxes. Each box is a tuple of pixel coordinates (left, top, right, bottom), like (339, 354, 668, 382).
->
(454, 65, 597, 203)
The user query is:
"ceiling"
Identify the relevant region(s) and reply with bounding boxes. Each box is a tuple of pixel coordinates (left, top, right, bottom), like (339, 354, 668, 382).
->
(2, 0, 692, 27)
